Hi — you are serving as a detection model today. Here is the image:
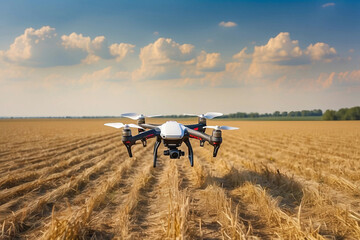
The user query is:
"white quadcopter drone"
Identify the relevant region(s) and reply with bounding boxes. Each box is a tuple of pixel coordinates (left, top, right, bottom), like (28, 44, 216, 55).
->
(104, 112, 238, 167)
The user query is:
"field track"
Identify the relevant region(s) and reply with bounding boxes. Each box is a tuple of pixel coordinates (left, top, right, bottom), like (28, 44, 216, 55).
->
(0, 119, 359, 239)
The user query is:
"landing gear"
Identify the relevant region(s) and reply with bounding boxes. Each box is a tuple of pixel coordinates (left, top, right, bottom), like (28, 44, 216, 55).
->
(184, 138, 194, 167)
(153, 137, 161, 168)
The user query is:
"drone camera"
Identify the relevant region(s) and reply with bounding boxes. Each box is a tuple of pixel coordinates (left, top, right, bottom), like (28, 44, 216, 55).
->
(164, 149, 184, 159)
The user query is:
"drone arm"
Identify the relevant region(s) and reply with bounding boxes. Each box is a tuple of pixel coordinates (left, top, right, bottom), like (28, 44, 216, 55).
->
(186, 128, 211, 142)
(122, 129, 160, 157)
(186, 128, 222, 157)
(127, 129, 159, 142)
(184, 123, 205, 131)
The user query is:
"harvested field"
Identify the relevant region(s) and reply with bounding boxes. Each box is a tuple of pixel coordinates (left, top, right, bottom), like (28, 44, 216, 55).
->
(0, 119, 359, 239)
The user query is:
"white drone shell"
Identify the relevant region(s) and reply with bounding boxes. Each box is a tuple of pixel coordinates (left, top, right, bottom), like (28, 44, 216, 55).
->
(159, 121, 186, 140)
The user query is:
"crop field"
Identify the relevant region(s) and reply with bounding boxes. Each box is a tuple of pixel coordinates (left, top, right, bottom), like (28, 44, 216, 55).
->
(0, 119, 359, 239)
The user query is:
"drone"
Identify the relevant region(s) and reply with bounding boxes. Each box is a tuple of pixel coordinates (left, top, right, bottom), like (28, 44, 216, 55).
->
(104, 112, 238, 167)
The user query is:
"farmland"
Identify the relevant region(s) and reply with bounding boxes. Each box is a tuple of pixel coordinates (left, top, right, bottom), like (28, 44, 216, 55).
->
(0, 119, 359, 239)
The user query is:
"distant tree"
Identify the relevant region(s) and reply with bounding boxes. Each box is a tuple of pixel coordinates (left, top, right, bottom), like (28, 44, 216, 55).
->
(323, 110, 337, 120)
(281, 111, 288, 117)
(350, 107, 360, 120)
(301, 110, 309, 116)
(342, 107, 360, 120)
(313, 109, 323, 116)
(273, 111, 280, 117)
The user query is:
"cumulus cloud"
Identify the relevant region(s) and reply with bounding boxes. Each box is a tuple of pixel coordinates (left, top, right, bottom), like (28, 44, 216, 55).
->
(61, 33, 106, 53)
(322, 2, 335, 8)
(0, 26, 134, 67)
(0, 27, 344, 91)
(219, 21, 237, 27)
(109, 43, 135, 62)
(0, 26, 74, 67)
(196, 51, 224, 72)
(2, 26, 56, 62)
(62, 32, 135, 63)
(235, 32, 336, 65)
(230, 32, 337, 78)
(251, 32, 305, 64)
(133, 38, 195, 80)
(233, 47, 251, 60)
(306, 42, 336, 61)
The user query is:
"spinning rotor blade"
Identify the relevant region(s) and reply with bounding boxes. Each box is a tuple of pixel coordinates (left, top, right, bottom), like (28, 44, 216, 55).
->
(203, 112, 223, 119)
(146, 114, 163, 118)
(183, 112, 223, 119)
(204, 125, 239, 130)
(126, 124, 144, 129)
(104, 123, 144, 129)
(121, 113, 162, 120)
(121, 113, 142, 120)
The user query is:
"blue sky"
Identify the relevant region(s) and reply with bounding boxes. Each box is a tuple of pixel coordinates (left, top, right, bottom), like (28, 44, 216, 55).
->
(0, 0, 359, 116)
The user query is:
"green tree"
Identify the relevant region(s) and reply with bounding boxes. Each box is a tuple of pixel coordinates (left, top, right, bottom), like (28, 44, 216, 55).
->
(323, 110, 337, 120)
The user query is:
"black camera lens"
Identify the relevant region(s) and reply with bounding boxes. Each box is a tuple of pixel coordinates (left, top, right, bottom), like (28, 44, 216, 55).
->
(170, 151, 179, 159)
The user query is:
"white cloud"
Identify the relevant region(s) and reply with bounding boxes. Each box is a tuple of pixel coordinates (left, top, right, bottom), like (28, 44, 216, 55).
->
(109, 43, 135, 62)
(0, 27, 345, 92)
(233, 47, 251, 60)
(196, 51, 224, 71)
(306, 42, 337, 61)
(81, 54, 100, 64)
(132, 38, 225, 81)
(61, 33, 106, 52)
(322, 3, 335, 8)
(61, 33, 110, 62)
(230, 32, 337, 78)
(133, 38, 195, 80)
(235, 32, 337, 65)
(219, 21, 237, 27)
(0, 26, 64, 66)
(5, 26, 56, 61)
(1, 26, 134, 67)
(251, 32, 304, 64)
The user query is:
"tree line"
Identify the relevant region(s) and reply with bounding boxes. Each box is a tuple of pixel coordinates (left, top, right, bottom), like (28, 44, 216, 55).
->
(322, 107, 360, 120)
(220, 109, 323, 119)
(156, 107, 360, 120)
(2, 107, 359, 120)
(154, 109, 323, 119)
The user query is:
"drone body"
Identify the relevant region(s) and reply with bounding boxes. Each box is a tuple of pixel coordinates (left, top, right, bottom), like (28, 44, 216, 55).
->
(104, 112, 238, 167)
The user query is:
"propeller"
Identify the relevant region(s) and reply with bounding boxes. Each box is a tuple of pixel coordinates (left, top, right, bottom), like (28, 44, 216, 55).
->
(183, 112, 223, 119)
(104, 123, 144, 129)
(121, 113, 162, 120)
(203, 125, 239, 130)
